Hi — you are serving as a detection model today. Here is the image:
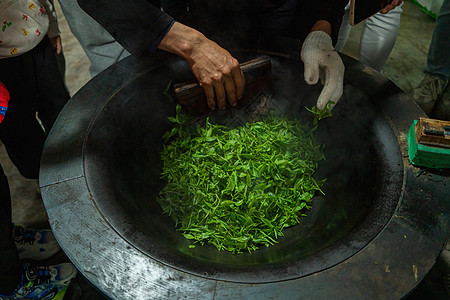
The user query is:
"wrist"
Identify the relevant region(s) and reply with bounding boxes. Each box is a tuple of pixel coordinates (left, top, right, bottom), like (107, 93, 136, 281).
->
(158, 22, 206, 62)
(310, 20, 332, 36)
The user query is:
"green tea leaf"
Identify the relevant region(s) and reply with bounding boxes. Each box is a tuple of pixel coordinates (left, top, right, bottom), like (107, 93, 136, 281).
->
(305, 101, 335, 124)
(158, 106, 326, 254)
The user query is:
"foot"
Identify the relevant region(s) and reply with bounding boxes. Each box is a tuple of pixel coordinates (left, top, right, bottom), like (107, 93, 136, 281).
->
(0, 263, 77, 300)
(411, 74, 449, 115)
(13, 224, 61, 261)
(431, 85, 450, 121)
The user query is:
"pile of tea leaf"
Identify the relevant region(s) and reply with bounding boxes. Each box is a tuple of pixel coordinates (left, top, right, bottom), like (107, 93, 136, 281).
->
(158, 106, 326, 254)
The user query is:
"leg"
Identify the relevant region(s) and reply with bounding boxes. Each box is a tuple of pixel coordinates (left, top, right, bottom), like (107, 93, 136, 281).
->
(0, 164, 21, 294)
(335, 1, 351, 52)
(31, 37, 70, 132)
(0, 114, 45, 179)
(0, 54, 47, 179)
(412, 0, 450, 119)
(359, 3, 403, 72)
(424, 0, 450, 80)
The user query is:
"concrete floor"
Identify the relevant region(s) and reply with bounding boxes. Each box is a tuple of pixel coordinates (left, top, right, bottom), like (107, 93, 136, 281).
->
(0, 1, 447, 299)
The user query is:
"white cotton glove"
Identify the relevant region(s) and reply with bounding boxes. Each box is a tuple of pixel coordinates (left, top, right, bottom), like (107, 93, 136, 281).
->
(300, 31, 344, 110)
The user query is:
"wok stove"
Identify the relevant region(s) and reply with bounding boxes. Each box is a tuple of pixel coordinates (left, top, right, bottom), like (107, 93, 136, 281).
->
(40, 48, 449, 299)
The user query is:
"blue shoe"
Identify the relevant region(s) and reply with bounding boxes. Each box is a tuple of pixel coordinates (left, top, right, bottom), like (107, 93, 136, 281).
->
(13, 224, 60, 261)
(0, 263, 77, 300)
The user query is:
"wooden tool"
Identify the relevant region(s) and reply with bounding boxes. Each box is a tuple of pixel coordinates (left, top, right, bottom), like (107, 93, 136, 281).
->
(173, 56, 272, 116)
(415, 117, 450, 149)
(350, 0, 393, 25)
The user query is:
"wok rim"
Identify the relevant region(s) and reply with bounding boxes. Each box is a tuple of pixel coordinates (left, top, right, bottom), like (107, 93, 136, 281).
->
(40, 50, 450, 299)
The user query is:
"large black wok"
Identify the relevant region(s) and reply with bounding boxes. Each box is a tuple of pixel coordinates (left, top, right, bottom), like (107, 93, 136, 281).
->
(40, 48, 449, 299)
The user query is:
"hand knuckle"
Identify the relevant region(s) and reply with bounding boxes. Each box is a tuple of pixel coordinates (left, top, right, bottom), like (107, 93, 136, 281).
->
(212, 74, 222, 82)
(231, 59, 240, 69)
(200, 78, 212, 86)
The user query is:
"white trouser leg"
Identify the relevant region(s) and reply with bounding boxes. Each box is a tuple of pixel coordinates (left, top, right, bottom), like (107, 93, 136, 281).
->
(359, 3, 403, 72)
(335, 2, 351, 52)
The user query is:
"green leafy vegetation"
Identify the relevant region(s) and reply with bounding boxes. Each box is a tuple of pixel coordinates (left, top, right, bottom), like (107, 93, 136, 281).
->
(305, 101, 335, 124)
(158, 105, 326, 254)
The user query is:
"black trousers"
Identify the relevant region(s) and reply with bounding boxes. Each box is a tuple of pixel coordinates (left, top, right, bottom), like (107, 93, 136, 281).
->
(0, 37, 70, 294)
(0, 164, 18, 294)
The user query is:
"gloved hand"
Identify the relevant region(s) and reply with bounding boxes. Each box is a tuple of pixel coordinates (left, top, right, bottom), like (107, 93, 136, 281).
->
(300, 31, 344, 110)
(0, 81, 10, 124)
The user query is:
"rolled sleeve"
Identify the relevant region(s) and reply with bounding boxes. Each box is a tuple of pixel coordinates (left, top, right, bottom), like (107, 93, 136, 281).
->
(148, 20, 175, 52)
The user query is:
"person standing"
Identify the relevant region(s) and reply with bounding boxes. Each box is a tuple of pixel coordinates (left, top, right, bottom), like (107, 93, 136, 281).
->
(412, 0, 450, 121)
(0, 0, 77, 298)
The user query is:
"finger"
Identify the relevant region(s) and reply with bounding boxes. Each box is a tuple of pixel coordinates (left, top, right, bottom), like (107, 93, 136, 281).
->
(316, 67, 338, 110)
(57, 40, 62, 55)
(381, 3, 394, 14)
(232, 67, 245, 102)
(223, 75, 237, 106)
(200, 82, 216, 110)
(213, 80, 227, 110)
(56, 44, 62, 55)
(303, 60, 320, 85)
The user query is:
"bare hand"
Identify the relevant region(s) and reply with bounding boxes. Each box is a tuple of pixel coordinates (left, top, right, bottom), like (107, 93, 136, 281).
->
(189, 39, 244, 110)
(50, 35, 62, 55)
(381, 0, 403, 14)
(159, 22, 245, 110)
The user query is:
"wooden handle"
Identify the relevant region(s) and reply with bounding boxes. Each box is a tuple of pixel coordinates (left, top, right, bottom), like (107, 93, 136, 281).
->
(173, 55, 272, 115)
(415, 117, 450, 148)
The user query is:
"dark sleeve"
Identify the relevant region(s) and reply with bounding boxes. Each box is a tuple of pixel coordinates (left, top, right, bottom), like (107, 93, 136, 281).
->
(77, 0, 175, 56)
(309, 0, 348, 45)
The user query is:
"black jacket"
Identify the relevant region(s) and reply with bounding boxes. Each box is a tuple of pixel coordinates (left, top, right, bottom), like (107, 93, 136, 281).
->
(77, 0, 347, 56)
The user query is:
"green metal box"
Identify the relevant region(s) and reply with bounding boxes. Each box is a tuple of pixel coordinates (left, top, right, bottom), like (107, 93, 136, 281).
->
(408, 120, 450, 169)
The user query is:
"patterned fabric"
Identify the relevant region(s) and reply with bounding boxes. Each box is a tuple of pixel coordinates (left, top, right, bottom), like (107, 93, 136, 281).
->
(0, 0, 60, 58)
(12, 224, 61, 261)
